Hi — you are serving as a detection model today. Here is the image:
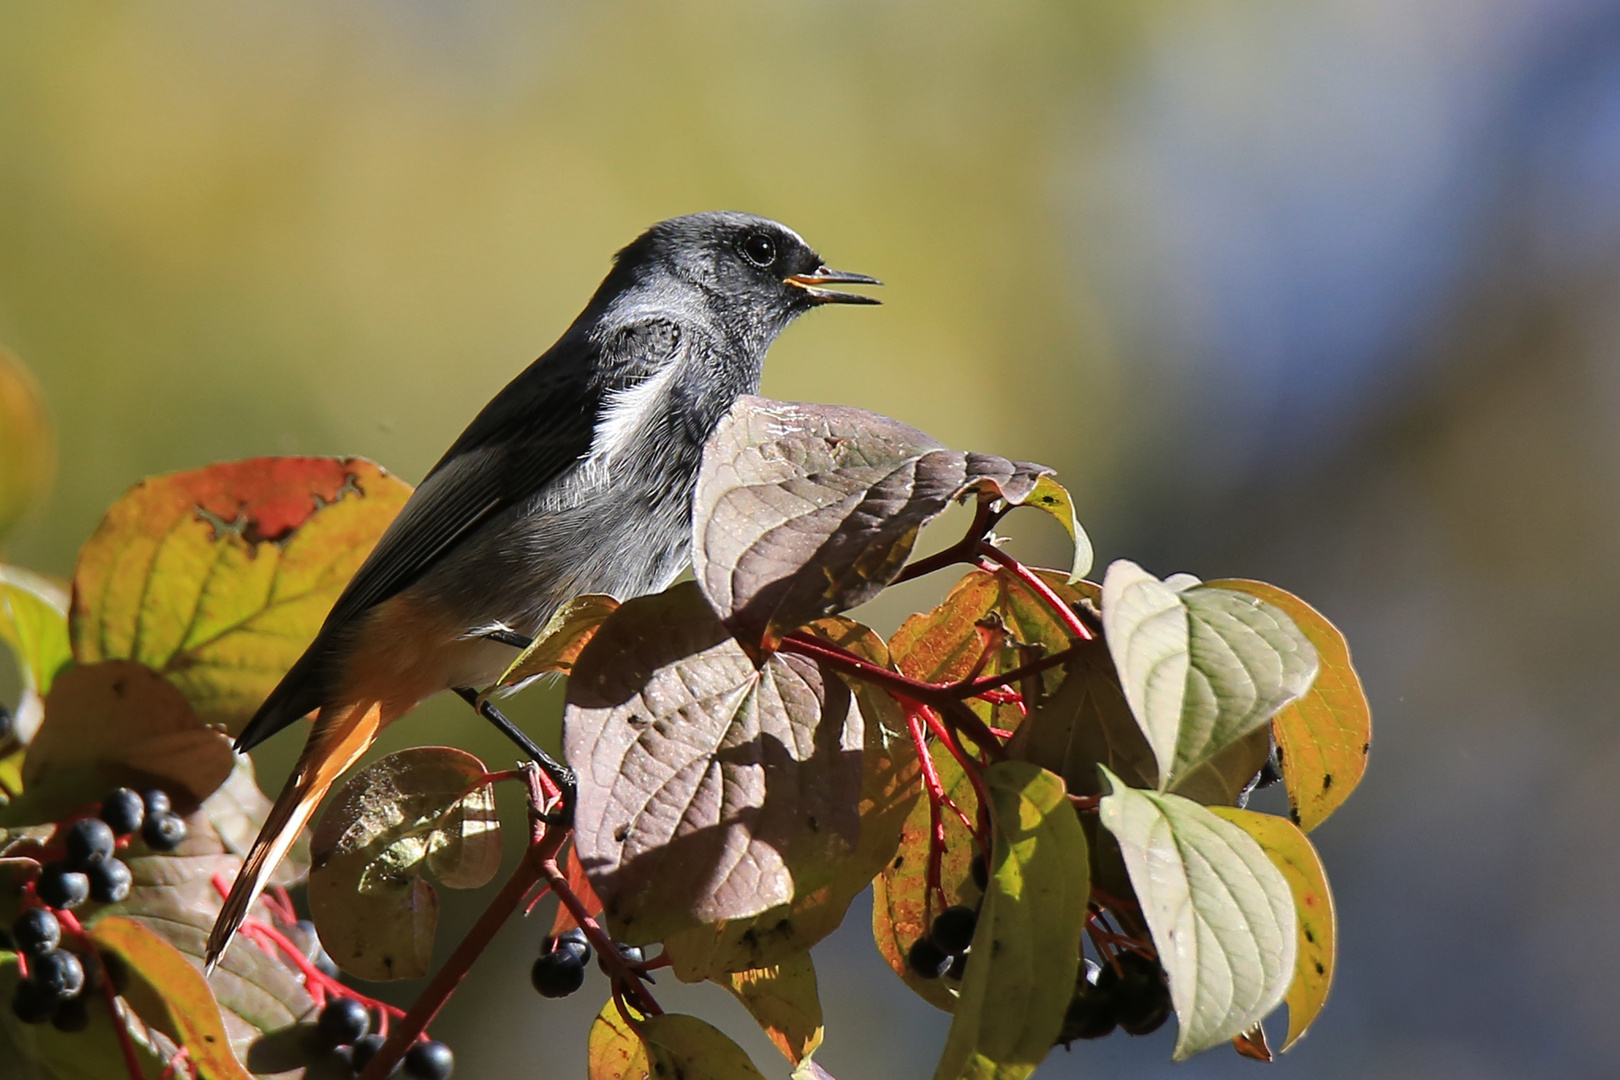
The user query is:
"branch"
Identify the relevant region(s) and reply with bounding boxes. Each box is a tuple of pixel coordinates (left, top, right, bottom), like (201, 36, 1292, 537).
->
(891, 495, 1001, 585)
(976, 542, 1095, 641)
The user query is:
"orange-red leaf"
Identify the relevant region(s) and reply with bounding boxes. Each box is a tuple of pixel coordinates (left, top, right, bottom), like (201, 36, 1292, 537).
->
(72, 457, 412, 733)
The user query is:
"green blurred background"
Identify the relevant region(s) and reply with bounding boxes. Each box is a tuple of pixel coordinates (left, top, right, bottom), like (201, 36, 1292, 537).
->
(4, 2, 1619, 1076)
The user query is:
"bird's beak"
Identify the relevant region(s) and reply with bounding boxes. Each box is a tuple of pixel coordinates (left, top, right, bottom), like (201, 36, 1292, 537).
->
(785, 267, 883, 305)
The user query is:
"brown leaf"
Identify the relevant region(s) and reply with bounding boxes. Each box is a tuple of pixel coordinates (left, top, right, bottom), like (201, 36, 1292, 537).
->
(564, 582, 864, 946)
(716, 952, 824, 1064)
(692, 396, 1052, 653)
(495, 594, 620, 689)
(307, 747, 499, 981)
(71, 457, 412, 733)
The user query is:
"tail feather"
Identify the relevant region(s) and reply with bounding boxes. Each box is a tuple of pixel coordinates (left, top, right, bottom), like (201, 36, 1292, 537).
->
(205, 699, 387, 974)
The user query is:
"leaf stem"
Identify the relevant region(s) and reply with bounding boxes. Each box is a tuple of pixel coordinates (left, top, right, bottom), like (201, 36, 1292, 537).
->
(891, 496, 1001, 585)
(975, 542, 1094, 641)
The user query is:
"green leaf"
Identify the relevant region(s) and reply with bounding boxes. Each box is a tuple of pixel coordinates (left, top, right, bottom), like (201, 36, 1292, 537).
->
(10, 660, 235, 824)
(0, 565, 70, 699)
(563, 583, 865, 946)
(307, 746, 499, 980)
(0, 345, 54, 543)
(715, 951, 824, 1064)
(640, 1013, 770, 1080)
(1019, 475, 1093, 582)
(89, 915, 256, 1080)
(1207, 579, 1370, 831)
(1209, 807, 1337, 1052)
(493, 593, 619, 689)
(71, 457, 412, 734)
(0, 953, 176, 1080)
(588, 998, 652, 1080)
(1100, 561, 1318, 790)
(1097, 767, 1296, 1060)
(692, 396, 1054, 654)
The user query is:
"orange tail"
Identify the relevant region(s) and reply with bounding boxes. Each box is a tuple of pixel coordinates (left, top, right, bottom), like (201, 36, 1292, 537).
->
(204, 699, 391, 974)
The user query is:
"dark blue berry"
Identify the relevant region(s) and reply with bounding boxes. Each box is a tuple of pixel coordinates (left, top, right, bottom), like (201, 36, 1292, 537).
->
(141, 812, 187, 852)
(596, 940, 644, 975)
(543, 927, 592, 966)
(970, 851, 989, 892)
(37, 863, 90, 910)
(31, 949, 85, 1000)
(100, 788, 146, 837)
(64, 817, 116, 869)
(531, 950, 586, 998)
(317, 997, 370, 1048)
(141, 789, 171, 817)
(51, 994, 91, 1032)
(404, 1039, 454, 1079)
(929, 905, 978, 955)
(13, 908, 61, 956)
(906, 937, 952, 979)
(349, 1032, 399, 1075)
(87, 859, 132, 904)
(11, 979, 56, 1024)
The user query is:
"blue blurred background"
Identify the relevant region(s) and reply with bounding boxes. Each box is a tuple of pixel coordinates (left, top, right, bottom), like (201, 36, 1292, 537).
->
(5, 2, 1620, 1076)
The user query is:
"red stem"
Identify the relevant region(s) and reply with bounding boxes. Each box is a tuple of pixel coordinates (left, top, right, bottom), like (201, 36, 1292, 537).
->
(907, 711, 950, 915)
(977, 543, 1094, 642)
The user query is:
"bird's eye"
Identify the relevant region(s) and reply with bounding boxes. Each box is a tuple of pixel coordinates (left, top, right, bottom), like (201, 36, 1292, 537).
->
(740, 232, 777, 268)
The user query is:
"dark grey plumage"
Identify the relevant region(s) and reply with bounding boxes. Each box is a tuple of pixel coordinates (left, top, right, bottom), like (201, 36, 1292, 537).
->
(235, 211, 878, 753)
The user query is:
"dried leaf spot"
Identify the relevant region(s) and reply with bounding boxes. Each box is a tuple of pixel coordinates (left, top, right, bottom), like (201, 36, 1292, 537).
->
(1321, 773, 1334, 790)
(1314, 961, 1325, 975)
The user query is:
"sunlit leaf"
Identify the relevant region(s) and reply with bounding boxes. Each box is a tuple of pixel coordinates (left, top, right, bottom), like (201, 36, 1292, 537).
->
(10, 660, 234, 823)
(692, 396, 1053, 654)
(1008, 635, 1157, 796)
(932, 762, 1086, 1080)
(716, 952, 825, 1064)
(564, 583, 864, 945)
(1097, 767, 1296, 1060)
(1101, 561, 1318, 790)
(640, 1012, 770, 1080)
(0, 345, 54, 544)
(871, 745, 979, 1013)
(0, 565, 70, 698)
(89, 915, 256, 1080)
(307, 747, 499, 981)
(588, 998, 652, 1080)
(1209, 806, 1336, 1052)
(1207, 579, 1370, 832)
(494, 593, 620, 689)
(1021, 475, 1093, 582)
(548, 842, 605, 936)
(71, 457, 412, 733)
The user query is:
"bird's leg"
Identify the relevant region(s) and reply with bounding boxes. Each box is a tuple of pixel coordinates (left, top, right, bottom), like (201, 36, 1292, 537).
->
(451, 687, 575, 825)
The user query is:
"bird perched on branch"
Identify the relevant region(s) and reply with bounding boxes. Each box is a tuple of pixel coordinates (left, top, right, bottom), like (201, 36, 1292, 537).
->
(205, 212, 879, 972)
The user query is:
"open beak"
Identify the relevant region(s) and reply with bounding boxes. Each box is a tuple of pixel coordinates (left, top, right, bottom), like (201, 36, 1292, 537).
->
(785, 267, 883, 305)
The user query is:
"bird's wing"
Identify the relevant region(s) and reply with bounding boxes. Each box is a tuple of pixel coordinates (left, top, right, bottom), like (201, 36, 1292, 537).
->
(234, 319, 682, 752)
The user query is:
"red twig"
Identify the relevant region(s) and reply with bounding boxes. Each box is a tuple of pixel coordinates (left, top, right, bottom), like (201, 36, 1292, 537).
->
(158, 1045, 194, 1080)
(892, 497, 1001, 585)
(918, 708, 991, 851)
(907, 711, 951, 915)
(977, 543, 1094, 642)
(98, 948, 148, 1080)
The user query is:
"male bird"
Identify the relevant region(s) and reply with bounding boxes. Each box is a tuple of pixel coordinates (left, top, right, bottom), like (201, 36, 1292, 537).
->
(205, 213, 878, 972)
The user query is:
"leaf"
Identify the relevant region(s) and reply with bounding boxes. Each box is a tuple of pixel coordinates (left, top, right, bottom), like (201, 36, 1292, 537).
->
(1020, 475, 1093, 582)
(11, 660, 235, 823)
(661, 617, 921, 980)
(71, 457, 412, 733)
(563, 583, 864, 945)
(0, 345, 54, 543)
(1209, 807, 1336, 1052)
(88, 756, 318, 1067)
(494, 594, 620, 689)
(716, 952, 824, 1064)
(89, 915, 256, 1080)
(871, 745, 980, 1012)
(0, 565, 71, 698)
(1008, 636, 1158, 796)
(640, 1013, 771, 1080)
(1207, 580, 1370, 831)
(548, 842, 605, 936)
(890, 568, 1082, 732)
(1097, 767, 1296, 1060)
(692, 396, 1053, 654)
(1101, 561, 1318, 790)
(588, 999, 652, 1080)
(307, 747, 499, 981)
(933, 762, 1086, 1080)
(0, 953, 170, 1080)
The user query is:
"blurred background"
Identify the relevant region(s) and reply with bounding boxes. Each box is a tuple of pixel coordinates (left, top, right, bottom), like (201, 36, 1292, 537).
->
(2, 1, 1617, 1076)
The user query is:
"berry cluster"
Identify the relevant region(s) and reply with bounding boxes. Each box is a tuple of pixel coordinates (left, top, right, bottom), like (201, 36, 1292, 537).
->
(907, 851, 989, 983)
(9, 907, 102, 1030)
(1058, 952, 1172, 1043)
(316, 997, 454, 1079)
(530, 927, 647, 999)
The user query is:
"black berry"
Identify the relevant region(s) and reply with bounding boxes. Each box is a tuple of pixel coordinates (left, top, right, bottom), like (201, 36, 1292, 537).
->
(349, 1032, 393, 1074)
(906, 937, 952, 979)
(970, 851, 989, 892)
(11, 979, 56, 1024)
(530, 949, 586, 998)
(100, 788, 146, 837)
(141, 789, 171, 817)
(64, 817, 116, 869)
(87, 858, 133, 904)
(1096, 952, 1171, 1036)
(13, 908, 61, 956)
(945, 951, 969, 981)
(404, 1039, 454, 1079)
(31, 949, 86, 1000)
(141, 811, 187, 852)
(317, 996, 371, 1048)
(1056, 959, 1115, 1043)
(597, 941, 644, 975)
(0, 702, 12, 741)
(930, 906, 978, 955)
(51, 993, 91, 1032)
(543, 927, 592, 966)
(37, 863, 90, 910)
